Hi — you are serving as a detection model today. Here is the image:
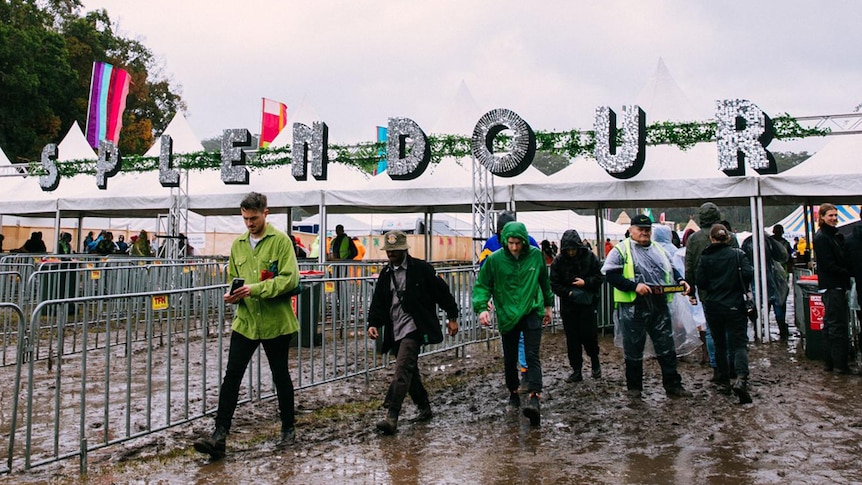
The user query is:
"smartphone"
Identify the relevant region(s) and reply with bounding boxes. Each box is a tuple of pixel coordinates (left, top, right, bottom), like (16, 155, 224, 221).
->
(229, 278, 244, 295)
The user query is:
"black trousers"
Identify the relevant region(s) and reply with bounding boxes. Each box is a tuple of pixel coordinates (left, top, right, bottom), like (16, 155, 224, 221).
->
(216, 331, 296, 431)
(502, 313, 543, 393)
(560, 304, 599, 372)
(823, 289, 850, 371)
(704, 307, 750, 381)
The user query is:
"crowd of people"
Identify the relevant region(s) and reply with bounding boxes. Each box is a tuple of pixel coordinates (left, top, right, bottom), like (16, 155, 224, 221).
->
(0, 194, 853, 457)
(194, 194, 802, 461)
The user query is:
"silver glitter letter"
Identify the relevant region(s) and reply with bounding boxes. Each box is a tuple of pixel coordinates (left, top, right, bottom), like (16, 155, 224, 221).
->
(39, 143, 59, 191)
(291, 121, 329, 181)
(593, 106, 646, 179)
(715, 99, 776, 176)
(471, 109, 535, 177)
(96, 140, 121, 189)
(158, 134, 179, 187)
(220, 129, 250, 184)
(386, 118, 430, 180)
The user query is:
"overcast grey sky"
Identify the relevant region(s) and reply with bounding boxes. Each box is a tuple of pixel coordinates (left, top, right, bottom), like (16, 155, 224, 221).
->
(82, 1, 862, 147)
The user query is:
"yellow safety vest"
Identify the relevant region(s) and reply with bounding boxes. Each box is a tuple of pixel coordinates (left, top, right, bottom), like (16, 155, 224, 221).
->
(612, 238, 672, 306)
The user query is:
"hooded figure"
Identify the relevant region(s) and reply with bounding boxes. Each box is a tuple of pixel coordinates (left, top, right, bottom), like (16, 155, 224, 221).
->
(652, 225, 679, 260)
(685, 203, 738, 298)
(742, 232, 789, 338)
(549, 229, 604, 382)
(472, 221, 554, 426)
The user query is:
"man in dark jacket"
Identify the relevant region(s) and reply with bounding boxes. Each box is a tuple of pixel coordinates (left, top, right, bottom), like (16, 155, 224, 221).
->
(814, 203, 853, 374)
(686, 202, 739, 298)
(367, 231, 459, 435)
(550, 229, 604, 382)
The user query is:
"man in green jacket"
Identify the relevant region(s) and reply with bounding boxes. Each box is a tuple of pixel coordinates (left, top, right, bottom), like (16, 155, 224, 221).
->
(472, 221, 554, 426)
(194, 192, 300, 459)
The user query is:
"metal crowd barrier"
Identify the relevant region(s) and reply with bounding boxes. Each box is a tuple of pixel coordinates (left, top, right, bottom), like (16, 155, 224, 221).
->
(0, 262, 565, 474)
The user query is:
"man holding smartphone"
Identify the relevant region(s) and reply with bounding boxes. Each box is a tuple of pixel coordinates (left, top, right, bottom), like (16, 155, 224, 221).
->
(194, 192, 300, 458)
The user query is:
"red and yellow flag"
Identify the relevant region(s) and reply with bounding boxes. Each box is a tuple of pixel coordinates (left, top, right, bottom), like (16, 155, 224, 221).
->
(260, 98, 288, 148)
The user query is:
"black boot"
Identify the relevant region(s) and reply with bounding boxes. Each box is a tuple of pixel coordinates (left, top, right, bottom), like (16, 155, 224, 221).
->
(276, 426, 296, 449)
(193, 425, 228, 459)
(413, 404, 433, 422)
(777, 319, 789, 340)
(375, 414, 398, 435)
(522, 393, 541, 426)
(732, 378, 752, 404)
(591, 355, 602, 379)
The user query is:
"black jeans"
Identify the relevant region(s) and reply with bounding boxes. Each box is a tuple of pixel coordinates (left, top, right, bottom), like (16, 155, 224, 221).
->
(502, 313, 543, 393)
(560, 304, 599, 372)
(823, 289, 850, 371)
(385, 335, 429, 419)
(618, 297, 682, 391)
(704, 307, 749, 381)
(215, 331, 296, 431)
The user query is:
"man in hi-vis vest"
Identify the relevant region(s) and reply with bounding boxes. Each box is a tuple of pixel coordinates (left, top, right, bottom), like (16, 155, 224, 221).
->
(601, 214, 693, 399)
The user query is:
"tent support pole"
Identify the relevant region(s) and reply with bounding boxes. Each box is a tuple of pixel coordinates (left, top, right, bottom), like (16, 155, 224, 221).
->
(751, 196, 769, 343)
(319, 192, 326, 264)
(53, 202, 61, 253)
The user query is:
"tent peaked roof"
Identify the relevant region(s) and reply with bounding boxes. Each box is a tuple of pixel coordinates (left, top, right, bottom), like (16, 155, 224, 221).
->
(269, 95, 322, 148)
(431, 80, 482, 136)
(144, 112, 203, 157)
(635, 58, 703, 123)
(58, 122, 97, 162)
(781, 133, 862, 176)
(0, 144, 11, 164)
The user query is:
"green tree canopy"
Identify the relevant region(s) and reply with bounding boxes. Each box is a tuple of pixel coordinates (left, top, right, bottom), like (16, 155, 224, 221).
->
(0, 0, 185, 161)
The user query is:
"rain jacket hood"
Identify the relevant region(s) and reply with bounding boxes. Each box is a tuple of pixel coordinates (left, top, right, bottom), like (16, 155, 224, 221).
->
(560, 229, 585, 252)
(652, 224, 678, 256)
(697, 202, 721, 227)
(501, 221, 530, 255)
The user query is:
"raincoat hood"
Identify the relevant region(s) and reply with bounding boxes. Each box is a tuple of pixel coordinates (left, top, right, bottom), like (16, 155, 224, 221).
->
(652, 224, 673, 246)
(501, 221, 529, 254)
(697, 202, 721, 227)
(560, 229, 585, 251)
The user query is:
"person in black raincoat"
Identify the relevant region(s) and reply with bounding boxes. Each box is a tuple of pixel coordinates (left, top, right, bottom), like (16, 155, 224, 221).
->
(550, 229, 604, 382)
(695, 224, 754, 404)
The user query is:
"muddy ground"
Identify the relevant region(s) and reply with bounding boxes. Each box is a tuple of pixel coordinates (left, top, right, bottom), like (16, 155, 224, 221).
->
(4, 315, 862, 485)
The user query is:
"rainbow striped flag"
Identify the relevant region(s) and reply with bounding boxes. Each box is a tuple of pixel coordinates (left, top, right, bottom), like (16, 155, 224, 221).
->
(260, 98, 288, 148)
(85, 61, 131, 149)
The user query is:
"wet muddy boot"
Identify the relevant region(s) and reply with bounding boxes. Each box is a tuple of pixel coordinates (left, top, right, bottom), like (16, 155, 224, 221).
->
(375, 414, 398, 435)
(193, 425, 228, 459)
(710, 367, 720, 383)
(275, 426, 296, 450)
(591, 356, 602, 379)
(508, 391, 521, 408)
(666, 386, 693, 399)
(566, 371, 583, 383)
(777, 319, 790, 340)
(732, 378, 752, 404)
(522, 393, 541, 426)
(715, 379, 732, 395)
(413, 405, 433, 422)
